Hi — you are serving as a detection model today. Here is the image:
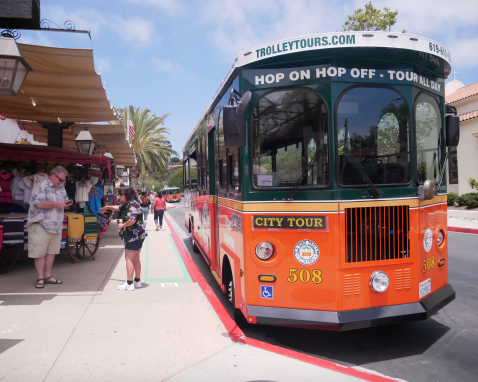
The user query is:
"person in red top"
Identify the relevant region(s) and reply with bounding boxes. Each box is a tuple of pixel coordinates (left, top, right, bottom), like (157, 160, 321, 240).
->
(153, 191, 166, 230)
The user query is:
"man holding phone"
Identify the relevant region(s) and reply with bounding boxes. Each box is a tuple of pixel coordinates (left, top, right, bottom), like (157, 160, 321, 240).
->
(26, 165, 72, 289)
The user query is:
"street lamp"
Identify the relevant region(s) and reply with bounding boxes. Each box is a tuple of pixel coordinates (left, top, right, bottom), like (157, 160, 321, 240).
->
(0, 36, 33, 96)
(75, 126, 96, 155)
(103, 150, 114, 164)
(115, 165, 125, 178)
(121, 168, 129, 185)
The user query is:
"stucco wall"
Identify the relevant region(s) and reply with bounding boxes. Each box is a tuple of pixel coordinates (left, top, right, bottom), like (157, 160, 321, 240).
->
(0, 118, 45, 145)
(456, 119, 478, 195)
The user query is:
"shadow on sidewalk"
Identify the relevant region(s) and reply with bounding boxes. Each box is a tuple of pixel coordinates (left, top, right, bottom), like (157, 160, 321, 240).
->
(0, 293, 58, 306)
(0, 339, 24, 355)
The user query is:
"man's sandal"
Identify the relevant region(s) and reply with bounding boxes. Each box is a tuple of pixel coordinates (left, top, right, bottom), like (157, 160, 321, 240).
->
(35, 278, 44, 289)
(44, 276, 63, 285)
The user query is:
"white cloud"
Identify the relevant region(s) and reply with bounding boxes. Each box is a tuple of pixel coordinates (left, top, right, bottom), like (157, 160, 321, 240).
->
(152, 59, 176, 72)
(123, 0, 181, 14)
(200, 0, 349, 58)
(355, 0, 478, 68)
(199, 0, 478, 70)
(97, 58, 112, 72)
(18, 32, 57, 47)
(42, 5, 156, 47)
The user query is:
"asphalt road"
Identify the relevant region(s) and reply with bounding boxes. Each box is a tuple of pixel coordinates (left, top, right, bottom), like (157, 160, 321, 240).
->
(167, 202, 478, 382)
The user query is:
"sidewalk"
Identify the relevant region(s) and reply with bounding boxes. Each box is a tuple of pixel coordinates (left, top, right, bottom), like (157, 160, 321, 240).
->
(447, 209, 478, 234)
(0, 213, 399, 382)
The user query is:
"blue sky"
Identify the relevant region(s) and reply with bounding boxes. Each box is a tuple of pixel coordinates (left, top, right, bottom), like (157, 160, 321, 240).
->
(16, 0, 478, 156)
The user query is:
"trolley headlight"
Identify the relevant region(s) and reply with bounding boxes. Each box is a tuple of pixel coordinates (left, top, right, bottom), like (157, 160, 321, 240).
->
(255, 241, 274, 260)
(370, 271, 389, 293)
(437, 230, 444, 246)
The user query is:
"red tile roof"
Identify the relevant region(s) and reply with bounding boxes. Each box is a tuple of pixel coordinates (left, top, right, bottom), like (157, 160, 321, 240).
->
(446, 81, 478, 104)
(459, 110, 478, 122)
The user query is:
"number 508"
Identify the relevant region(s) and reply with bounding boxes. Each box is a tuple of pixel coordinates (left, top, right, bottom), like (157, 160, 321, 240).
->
(287, 268, 323, 284)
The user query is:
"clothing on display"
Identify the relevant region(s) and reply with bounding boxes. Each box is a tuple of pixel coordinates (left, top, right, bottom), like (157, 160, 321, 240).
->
(75, 180, 92, 202)
(11, 169, 26, 202)
(65, 176, 76, 201)
(0, 171, 14, 203)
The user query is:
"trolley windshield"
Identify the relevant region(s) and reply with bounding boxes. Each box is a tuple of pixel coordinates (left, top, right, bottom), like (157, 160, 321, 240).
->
(251, 88, 329, 188)
(336, 87, 410, 186)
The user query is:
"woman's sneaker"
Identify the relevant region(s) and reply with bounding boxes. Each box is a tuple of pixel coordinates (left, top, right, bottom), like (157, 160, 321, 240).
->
(134, 281, 142, 289)
(118, 282, 135, 291)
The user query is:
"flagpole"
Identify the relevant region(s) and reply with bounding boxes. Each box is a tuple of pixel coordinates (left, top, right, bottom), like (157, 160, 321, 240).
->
(126, 107, 130, 142)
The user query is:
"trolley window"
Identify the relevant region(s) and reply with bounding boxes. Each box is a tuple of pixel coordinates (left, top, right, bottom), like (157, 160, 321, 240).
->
(229, 151, 240, 192)
(415, 93, 442, 184)
(337, 87, 410, 186)
(252, 88, 329, 188)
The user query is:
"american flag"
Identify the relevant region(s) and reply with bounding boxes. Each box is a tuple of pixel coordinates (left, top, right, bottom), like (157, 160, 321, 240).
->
(128, 119, 136, 140)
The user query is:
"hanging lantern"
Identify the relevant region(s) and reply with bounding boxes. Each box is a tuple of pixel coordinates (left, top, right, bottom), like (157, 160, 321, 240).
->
(0, 36, 33, 96)
(75, 126, 96, 155)
(115, 165, 125, 178)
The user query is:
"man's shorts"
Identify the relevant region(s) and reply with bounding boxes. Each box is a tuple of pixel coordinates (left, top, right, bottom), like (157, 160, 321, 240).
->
(28, 223, 62, 258)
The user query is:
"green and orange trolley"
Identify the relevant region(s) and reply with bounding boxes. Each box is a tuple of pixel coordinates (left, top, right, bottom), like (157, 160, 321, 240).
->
(183, 31, 459, 330)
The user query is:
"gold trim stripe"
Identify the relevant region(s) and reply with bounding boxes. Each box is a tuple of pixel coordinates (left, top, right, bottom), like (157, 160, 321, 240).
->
(213, 195, 447, 212)
(243, 202, 338, 212)
(420, 195, 447, 207)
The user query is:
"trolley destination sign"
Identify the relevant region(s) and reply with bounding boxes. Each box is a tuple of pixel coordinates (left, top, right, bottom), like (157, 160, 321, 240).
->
(253, 216, 327, 230)
(246, 66, 443, 93)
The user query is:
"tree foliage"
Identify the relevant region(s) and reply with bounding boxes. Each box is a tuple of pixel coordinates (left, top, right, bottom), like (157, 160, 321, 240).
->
(116, 106, 177, 178)
(170, 156, 180, 163)
(342, 2, 404, 32)
(168, 167, 197, 192)
(140, 172, 164, 193)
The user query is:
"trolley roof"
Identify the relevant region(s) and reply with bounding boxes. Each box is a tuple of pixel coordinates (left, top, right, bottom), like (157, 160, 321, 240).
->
(183, 31, 451, 153)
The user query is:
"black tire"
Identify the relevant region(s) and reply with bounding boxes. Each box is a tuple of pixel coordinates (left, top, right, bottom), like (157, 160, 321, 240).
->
(191, 236, 200, 253)
(228, 277, 247, 326)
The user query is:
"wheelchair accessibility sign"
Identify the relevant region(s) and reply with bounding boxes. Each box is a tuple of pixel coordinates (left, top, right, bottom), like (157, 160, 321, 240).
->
(261, 285, 273, 299)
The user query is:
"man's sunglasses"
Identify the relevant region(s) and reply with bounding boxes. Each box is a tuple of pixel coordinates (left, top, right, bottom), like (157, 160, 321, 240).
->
(53, 173, 66, 183)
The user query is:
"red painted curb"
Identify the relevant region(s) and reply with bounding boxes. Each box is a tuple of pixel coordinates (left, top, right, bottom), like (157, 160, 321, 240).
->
(165, 215, 398, 382)
(448, 226, 478, 234)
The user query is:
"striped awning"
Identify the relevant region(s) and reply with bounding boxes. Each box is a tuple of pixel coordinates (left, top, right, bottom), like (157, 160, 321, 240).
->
(0, 43, 118, 123)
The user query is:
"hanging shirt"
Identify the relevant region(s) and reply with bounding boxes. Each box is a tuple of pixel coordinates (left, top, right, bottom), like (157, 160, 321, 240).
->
(87, 186, 103, 214)
(65, 179, 76, 201)
(75, 180, 92, 202)
(0, 172, 14, 203)
(11, 174, 26, 202)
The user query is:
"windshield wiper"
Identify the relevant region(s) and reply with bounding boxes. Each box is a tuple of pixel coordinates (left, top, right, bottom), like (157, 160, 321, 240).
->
(340, 119, 382, 198)
(283, 148, 324, 201)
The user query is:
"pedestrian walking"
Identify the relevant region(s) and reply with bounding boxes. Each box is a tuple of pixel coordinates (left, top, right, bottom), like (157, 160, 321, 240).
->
(100, 186, 147, 291)
(26, 165, 73, 289)
(150, 190, 156, 213)
(140, 191, 151, 228)
(153, 191, 166, 230)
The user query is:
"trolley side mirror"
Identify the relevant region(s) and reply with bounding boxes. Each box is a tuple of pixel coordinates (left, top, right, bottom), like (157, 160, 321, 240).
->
(445, 115, 460, 147)
(223, 105, 246, 147)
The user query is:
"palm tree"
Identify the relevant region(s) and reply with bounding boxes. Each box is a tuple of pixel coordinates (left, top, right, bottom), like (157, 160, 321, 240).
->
(116, 106, 177, 178)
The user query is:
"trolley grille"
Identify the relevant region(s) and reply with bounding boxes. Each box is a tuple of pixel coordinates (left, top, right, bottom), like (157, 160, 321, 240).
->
(345, 205, 410, 263)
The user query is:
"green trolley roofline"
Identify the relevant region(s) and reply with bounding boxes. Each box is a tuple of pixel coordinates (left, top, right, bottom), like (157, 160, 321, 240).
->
(183, 31, 451, 152)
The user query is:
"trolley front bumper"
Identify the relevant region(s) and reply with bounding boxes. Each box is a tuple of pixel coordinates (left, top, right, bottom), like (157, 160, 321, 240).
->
(246, 284, 455, 331)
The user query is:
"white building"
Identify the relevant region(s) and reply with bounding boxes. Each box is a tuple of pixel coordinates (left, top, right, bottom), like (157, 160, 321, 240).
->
(445, 80, 478, 195)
